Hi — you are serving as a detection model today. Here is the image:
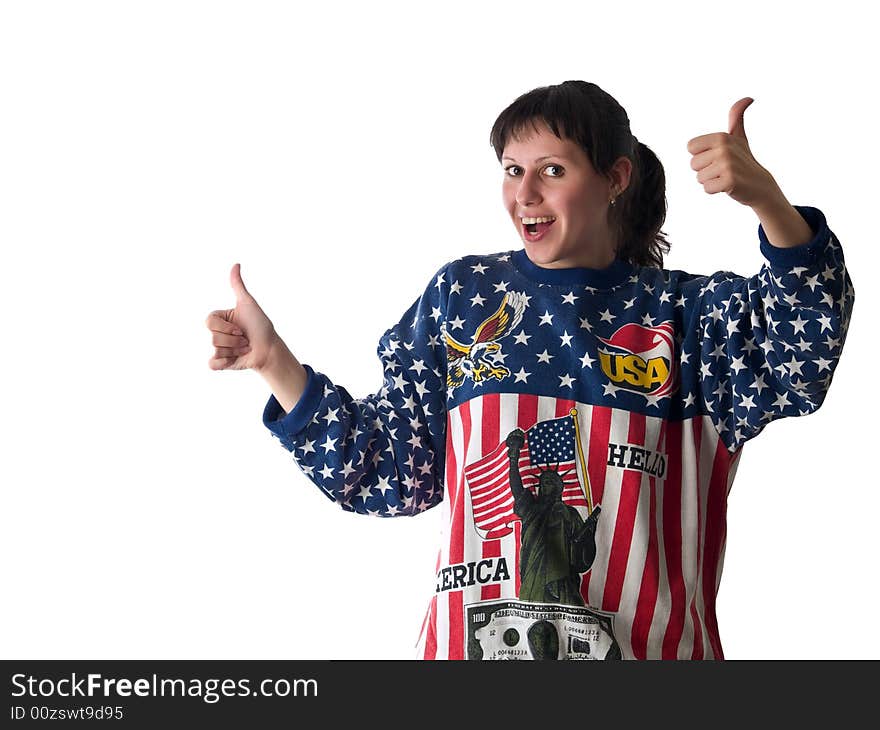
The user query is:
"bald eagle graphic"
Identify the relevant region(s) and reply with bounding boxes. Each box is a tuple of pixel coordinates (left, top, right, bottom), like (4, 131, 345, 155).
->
(443, 291, 527, 389)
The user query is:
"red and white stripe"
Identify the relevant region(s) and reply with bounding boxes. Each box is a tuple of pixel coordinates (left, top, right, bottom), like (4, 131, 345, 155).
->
(414, 392, 739, 660)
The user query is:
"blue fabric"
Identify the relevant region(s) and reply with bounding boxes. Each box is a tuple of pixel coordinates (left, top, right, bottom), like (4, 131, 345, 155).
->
(262, 205, 854, 517)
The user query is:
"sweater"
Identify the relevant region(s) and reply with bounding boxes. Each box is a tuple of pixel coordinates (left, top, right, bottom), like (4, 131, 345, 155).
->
(263, 204, 853, 660)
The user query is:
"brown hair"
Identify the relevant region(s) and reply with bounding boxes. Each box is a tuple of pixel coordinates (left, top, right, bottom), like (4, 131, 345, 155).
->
(490, 80, 670, 268)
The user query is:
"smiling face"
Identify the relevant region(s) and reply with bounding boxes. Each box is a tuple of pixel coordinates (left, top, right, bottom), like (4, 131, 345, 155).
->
(501, 120, 631, 270)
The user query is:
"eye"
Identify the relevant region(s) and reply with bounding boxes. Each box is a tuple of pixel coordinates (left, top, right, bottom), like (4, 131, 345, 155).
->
(503, 164, 564, 177)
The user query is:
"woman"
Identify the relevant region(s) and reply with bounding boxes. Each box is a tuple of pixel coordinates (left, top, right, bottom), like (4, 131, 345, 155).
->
(206, 81, 853, 659)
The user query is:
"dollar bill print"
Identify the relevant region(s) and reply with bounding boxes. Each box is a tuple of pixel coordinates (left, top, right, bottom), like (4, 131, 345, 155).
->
(466, 599, 621, 660)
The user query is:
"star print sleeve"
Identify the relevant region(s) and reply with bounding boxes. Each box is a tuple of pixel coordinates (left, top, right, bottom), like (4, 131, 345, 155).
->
(260, 262, 451, 517)
(692, 205, 854, 452)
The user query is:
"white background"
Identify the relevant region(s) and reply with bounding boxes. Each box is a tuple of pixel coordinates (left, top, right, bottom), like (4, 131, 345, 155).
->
(1, 0, 876, 659)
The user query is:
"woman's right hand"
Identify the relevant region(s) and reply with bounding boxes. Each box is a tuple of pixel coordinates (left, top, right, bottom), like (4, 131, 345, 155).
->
(206, 263, 278, 371)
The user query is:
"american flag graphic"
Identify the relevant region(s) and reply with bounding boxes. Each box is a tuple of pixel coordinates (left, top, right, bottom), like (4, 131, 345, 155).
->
(465, 413, 588, 540)
(262, 205, 854, 659)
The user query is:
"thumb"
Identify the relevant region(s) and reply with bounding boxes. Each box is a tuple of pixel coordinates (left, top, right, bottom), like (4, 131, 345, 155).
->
(229, 262, 250, 301)
(728, 97, 754, 140)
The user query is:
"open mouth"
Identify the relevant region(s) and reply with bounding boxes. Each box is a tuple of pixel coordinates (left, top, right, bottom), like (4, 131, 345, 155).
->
(523, 219, 556, 240)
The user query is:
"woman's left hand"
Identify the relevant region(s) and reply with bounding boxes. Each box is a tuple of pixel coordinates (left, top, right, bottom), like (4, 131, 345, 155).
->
(687, 98, 785, 209)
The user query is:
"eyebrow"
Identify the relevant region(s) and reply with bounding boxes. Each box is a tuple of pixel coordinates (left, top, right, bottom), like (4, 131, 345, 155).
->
(501, 154, 568, 163)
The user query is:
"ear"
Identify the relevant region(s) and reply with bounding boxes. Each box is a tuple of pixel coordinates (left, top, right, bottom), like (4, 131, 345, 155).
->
(610, 155, 633, 196)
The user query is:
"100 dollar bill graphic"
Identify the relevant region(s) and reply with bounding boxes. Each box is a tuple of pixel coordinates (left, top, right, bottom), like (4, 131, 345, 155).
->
(466, 599, 620, 660)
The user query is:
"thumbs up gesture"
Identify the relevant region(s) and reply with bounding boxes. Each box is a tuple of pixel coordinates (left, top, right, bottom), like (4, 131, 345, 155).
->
(205, 263, 278, 371)
(687, 97, 784, 209)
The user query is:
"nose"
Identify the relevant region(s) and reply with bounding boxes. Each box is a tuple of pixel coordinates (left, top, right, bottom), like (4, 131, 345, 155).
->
(514, 169, 542, 209)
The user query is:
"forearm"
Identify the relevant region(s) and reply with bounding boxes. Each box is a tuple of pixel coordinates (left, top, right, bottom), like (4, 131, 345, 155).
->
(508, 460, 524, 498)
(256, 338, 309, 413)
(752, 193, 814, 249)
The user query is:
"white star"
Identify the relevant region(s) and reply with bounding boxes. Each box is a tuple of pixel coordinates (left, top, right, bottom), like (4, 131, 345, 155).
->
(580, 351, 595, 369)
(448, 315, 466, 331)
(514, 367, 531, 383)
(470, 292, 486, 307)
(559, 374, 575, 388)
(739, 394, 756, 411)
(641, 313, 655, 326)
(319, 464, 335, 480)
(700, 279, 719, 295)
(579, 316, 593, 332)
(375, 474, 395, 496)
(298, 438, 316, 455)
(341, 460, 357, 478)
(514, 331, 532, 345)
(537, 350, 553, 364)
(804, 273, 821, 291)
(539, 311, 554, 326)
(599, 309, 616, 323)
(320, 434, 338, 453)
(560, 331, 573, 347)
(562, 292, 578, 304)
(659, 290, 673, 304)
(823, 335, 840, 349)
(602, 382, 620, 397)
(772, 391, 792, 410)
(623, 297, 636, 310)
(790, 314, 808, 334)
(471, 263, 488, 274)
(782, 291, 802, 307)
(817, 313, 833, 333)
(675, 295, 687, 307)
(814, 356, 833, 373)
(700, 360, 713, 378)
(493, 280, 510, 293)
(730, 355, 747, 374)
(357, 482, 373, 501)
(786, 355, 805, 377)
(683, 392, 696, 408)
(322, 407, 340, 425)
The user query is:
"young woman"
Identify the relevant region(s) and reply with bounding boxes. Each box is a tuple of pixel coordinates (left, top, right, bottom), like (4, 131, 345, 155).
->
(206, 81, 853, 660)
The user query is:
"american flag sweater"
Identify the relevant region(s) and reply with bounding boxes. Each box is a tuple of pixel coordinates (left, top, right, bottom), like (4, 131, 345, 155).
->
(263, 205, 853, 660)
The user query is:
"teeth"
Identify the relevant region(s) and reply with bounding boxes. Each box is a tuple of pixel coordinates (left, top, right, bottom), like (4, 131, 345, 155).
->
(521, 216, 556, 224)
